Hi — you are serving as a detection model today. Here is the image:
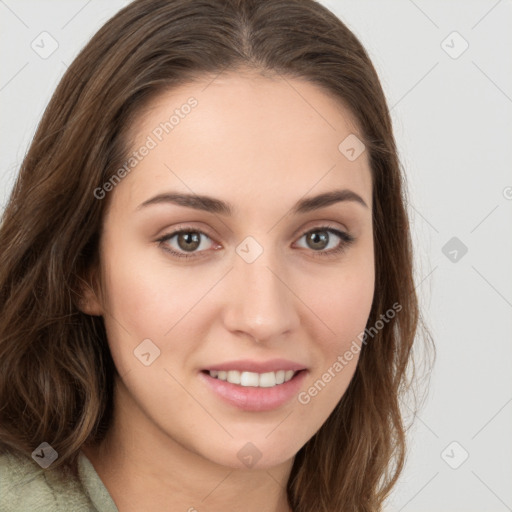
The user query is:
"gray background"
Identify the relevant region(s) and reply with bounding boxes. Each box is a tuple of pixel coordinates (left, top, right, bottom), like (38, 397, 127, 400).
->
(1, 1, 511, 511)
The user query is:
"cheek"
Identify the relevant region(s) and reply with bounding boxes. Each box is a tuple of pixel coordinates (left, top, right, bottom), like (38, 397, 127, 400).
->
(311, 280, 372, 380)
(330, 276, 374, 343)
(100, 231, 193, 334)
(98, 232, 214, 377)
(305, 251, 375, 350)
(294, 251, 374, 417)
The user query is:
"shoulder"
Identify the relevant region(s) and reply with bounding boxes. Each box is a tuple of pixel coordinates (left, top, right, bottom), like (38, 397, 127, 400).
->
(0, 450, 96, 511)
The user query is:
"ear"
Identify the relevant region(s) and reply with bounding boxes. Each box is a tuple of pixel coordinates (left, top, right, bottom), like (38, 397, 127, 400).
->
(76, 267, 104, 317)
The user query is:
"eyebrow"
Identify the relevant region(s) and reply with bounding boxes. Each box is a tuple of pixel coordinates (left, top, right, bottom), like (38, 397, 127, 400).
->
(136, 188, 368, 215)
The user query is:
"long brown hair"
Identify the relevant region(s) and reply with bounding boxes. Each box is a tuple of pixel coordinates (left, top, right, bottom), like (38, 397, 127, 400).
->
(0, 1, 434, 510)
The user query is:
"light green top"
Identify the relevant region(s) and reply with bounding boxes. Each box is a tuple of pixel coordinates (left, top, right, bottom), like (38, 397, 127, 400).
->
(0, 449, 118, 511)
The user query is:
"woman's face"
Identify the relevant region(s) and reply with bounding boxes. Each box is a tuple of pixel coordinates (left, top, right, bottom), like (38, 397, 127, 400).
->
(87, 71, 374, 470)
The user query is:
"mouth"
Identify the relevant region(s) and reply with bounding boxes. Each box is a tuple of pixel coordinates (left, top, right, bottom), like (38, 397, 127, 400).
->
(198, 369, 308, 412)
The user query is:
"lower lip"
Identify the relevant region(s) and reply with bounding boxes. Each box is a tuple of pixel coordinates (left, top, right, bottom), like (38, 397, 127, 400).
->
(198, 370, 307, 412)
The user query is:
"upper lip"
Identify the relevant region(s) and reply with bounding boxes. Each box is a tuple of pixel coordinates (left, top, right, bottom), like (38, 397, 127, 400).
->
(202, 359, 307, 373)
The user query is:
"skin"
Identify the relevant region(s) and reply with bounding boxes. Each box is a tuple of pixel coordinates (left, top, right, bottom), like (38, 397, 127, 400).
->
(81, 69, 375, 512)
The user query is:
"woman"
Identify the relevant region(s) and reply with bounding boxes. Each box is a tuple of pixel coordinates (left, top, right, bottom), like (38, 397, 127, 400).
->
(0, 0, 433, 510)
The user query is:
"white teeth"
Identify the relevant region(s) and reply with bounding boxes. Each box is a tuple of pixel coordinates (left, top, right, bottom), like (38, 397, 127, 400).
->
(240, 371, 259, 387)
(258, 372, 276, 387)
(208, 369, 298, 387)
(227, 370, 241, 384)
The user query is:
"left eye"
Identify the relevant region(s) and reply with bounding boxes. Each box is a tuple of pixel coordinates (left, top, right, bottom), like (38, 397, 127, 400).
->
(157, 225, 355, 260)
(294, 226, 355, 257)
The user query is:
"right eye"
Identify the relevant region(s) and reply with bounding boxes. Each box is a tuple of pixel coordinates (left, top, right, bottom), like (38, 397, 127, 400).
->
(156, 228, 218, 259)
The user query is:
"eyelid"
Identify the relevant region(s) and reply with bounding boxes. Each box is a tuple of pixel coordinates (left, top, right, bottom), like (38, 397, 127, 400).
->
(291, 219, 349, 239)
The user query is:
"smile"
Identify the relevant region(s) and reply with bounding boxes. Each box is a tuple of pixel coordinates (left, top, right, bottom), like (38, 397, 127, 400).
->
(207, 369, 297, 388)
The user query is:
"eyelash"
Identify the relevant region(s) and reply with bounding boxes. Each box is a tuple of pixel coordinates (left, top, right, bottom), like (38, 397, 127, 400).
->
(156, 224, 355, 260)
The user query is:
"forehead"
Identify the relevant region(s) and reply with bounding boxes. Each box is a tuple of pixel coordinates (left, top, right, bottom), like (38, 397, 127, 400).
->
(119, 71, 372, 214)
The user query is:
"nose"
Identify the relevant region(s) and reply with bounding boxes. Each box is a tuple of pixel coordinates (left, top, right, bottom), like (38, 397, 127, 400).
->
(221, 248, 300, 343)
